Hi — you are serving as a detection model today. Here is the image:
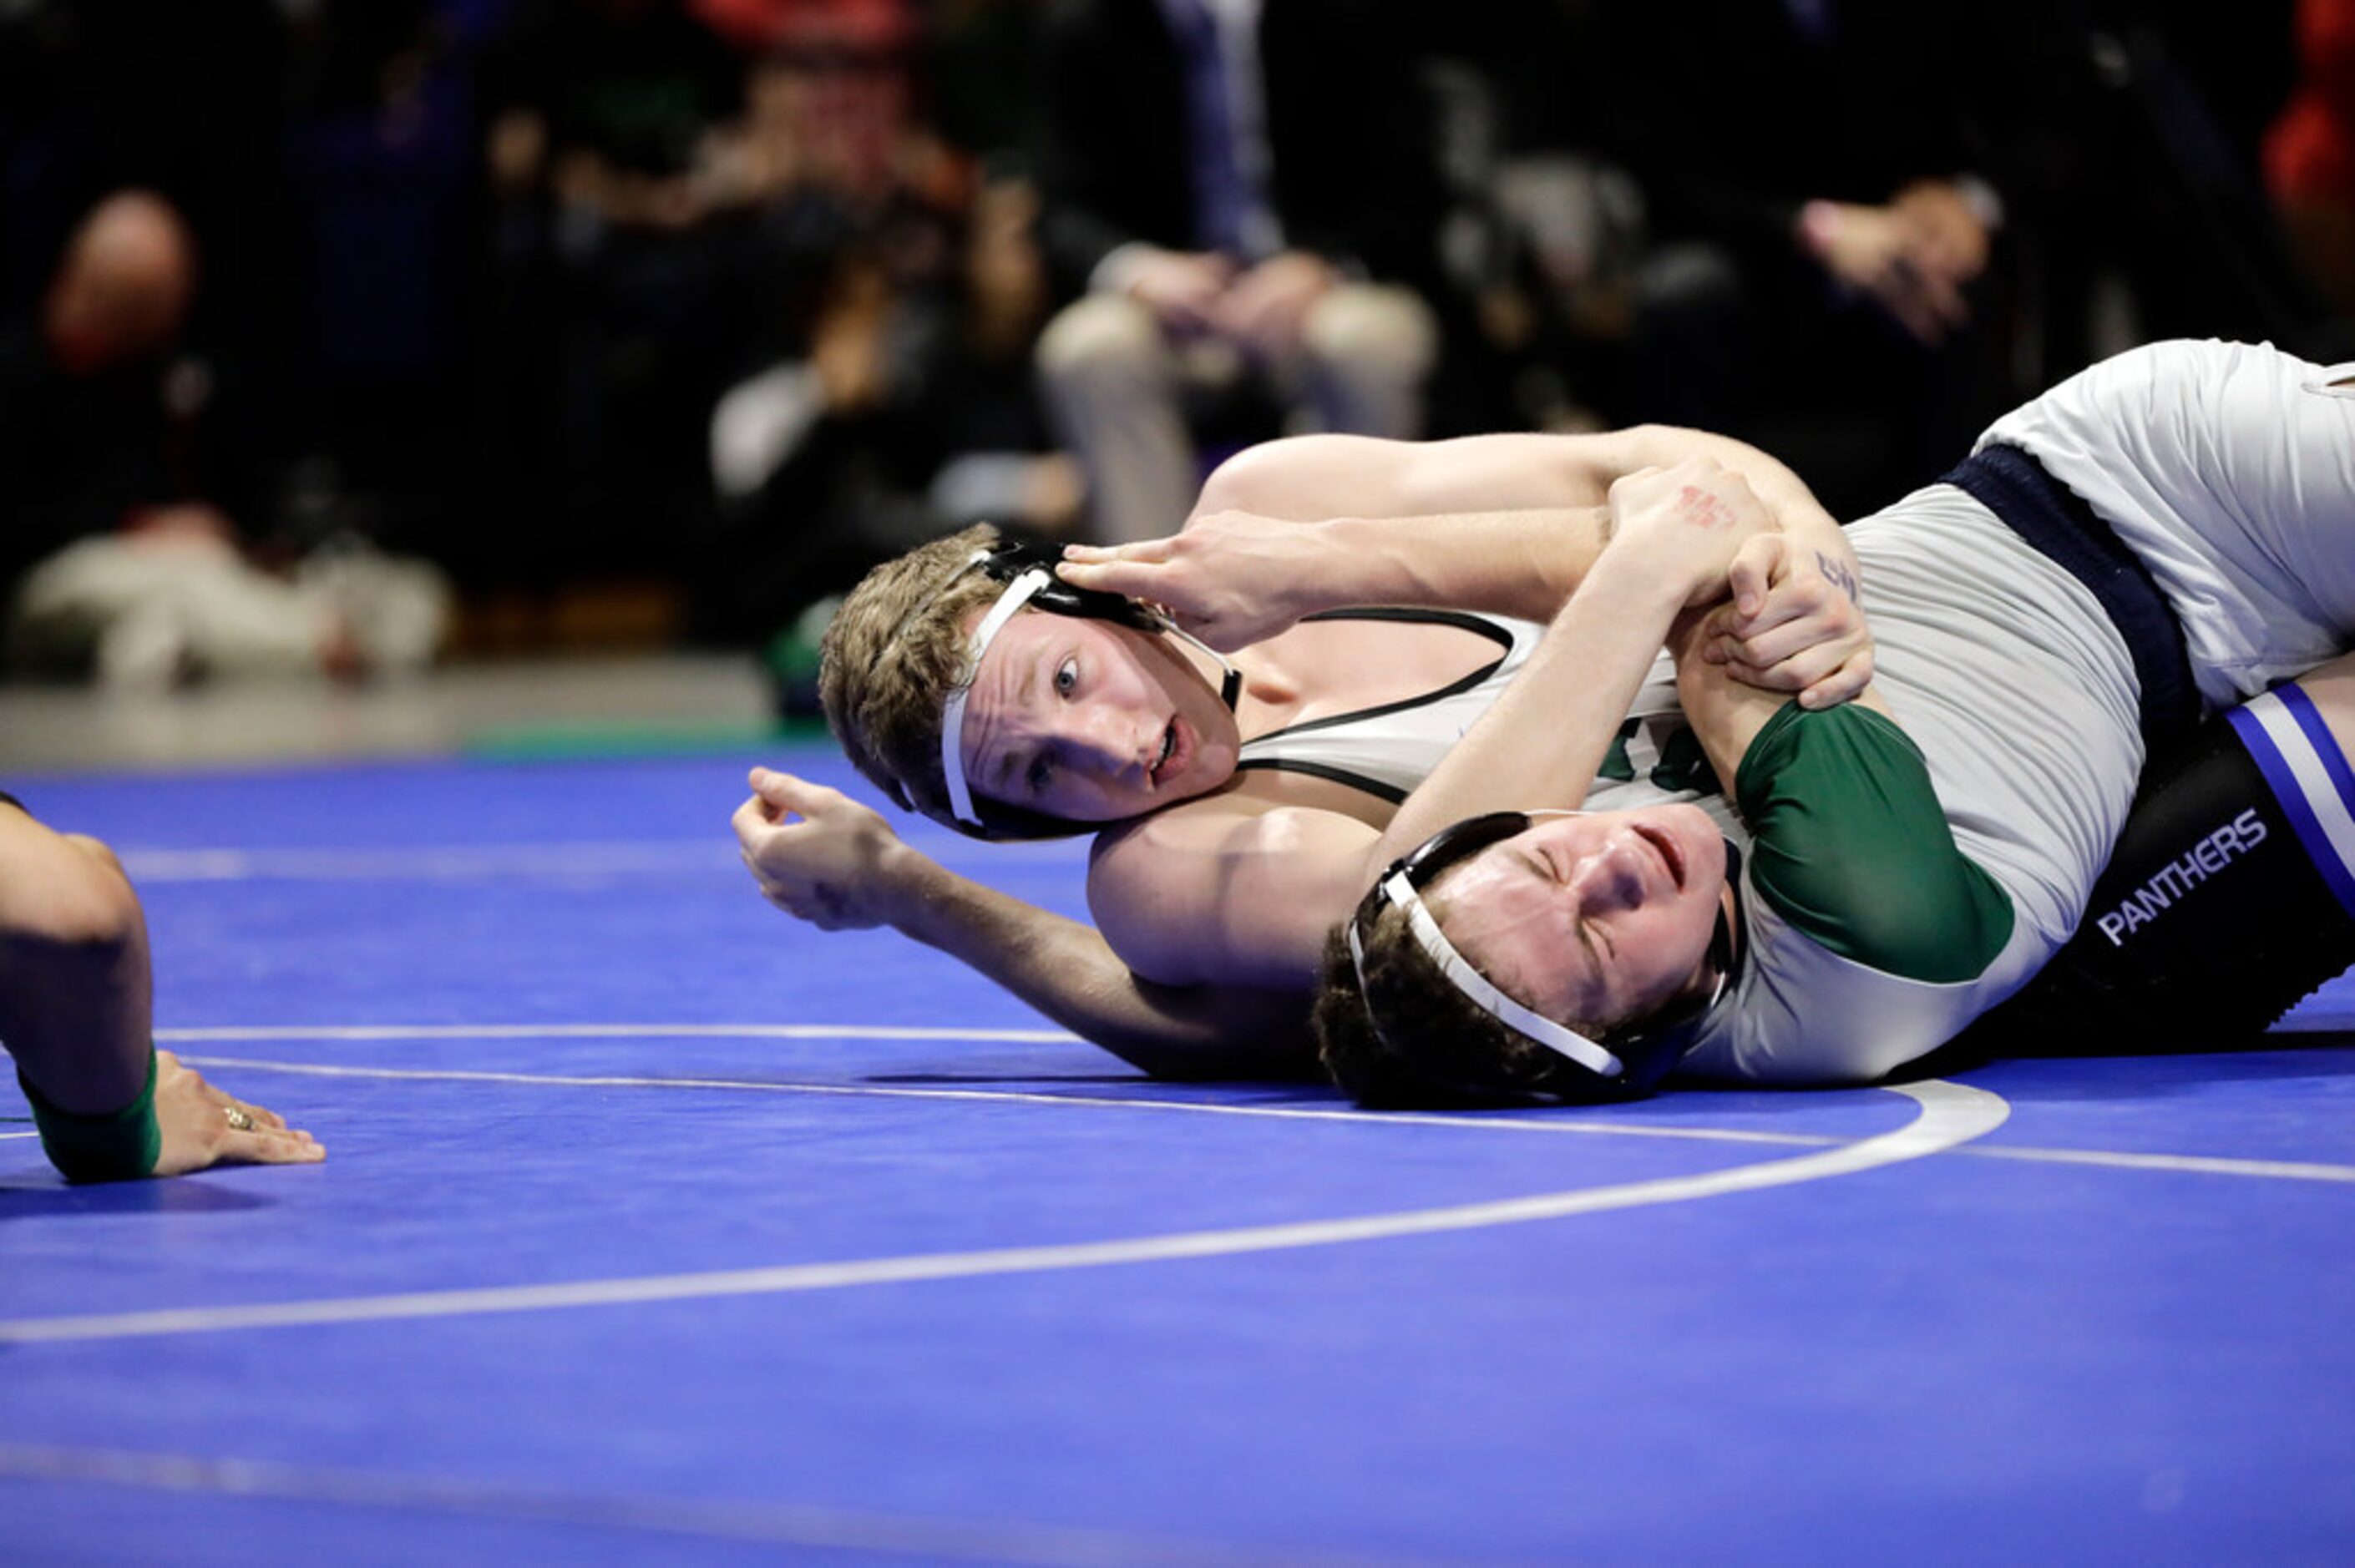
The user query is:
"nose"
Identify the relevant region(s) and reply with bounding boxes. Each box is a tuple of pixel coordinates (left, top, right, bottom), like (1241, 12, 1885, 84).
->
(1567, 832, 1649, 912)
(1063, 704, 1149, 781)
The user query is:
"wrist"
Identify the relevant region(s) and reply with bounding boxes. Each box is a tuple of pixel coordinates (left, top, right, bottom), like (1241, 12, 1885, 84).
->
(22, 1046, 161, 1182)
(1322, 515, 1433, 609)
(875, 839, 939, 928)
(1590, 534, 1716, 610)
(1280, 516, 1370, 611)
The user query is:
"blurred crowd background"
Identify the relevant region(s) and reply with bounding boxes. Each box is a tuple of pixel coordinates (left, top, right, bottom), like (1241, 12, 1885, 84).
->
(2, 0, 2350, 708)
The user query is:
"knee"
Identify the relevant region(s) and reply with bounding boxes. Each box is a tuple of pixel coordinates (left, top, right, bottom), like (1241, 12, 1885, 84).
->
(1035, 295, 1167, 391)
(1302, 286, 1436, 386)
(63, 833, 124, 880)
(3, 837, 142, 956)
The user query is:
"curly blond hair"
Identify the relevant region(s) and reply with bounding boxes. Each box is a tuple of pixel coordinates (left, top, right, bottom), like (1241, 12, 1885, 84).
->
(818, 524, 1010, 826)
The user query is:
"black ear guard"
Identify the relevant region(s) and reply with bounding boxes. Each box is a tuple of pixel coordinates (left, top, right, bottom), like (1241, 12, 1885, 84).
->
(932, 539, 1238, 842)
(970, 540, 1164, 634)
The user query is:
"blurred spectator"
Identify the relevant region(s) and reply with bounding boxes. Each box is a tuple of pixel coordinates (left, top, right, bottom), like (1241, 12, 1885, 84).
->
(477, 0, 765, 580)
(280, 1, 488, 572)
(1031, 0, 1448, 543)
(0, 0, 299, 475)
(694, 0, 924, 215)
(1599, 0, 2023, 518)
(1413, 0, 1650, 432)
(0, 191, 448, 689)
(919, 0, 1051, 163)
(2269, 0, 2355, 317)
(703, 173, 1075, 678)
(1983, 3, 2343, 377)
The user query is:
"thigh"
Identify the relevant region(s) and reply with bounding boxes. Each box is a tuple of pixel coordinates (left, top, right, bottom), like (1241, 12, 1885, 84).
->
(1987, 652, 2355, 1052)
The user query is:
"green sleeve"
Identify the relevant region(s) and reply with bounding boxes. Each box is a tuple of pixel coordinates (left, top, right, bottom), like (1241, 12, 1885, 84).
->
(18, 1045, 163, 1182)
(1735, 702, 2014, 983)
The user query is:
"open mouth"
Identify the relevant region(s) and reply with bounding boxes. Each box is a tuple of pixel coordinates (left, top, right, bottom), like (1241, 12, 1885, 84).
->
(1632, 822, 1685, 889)
(1151, 719, 1182, 786)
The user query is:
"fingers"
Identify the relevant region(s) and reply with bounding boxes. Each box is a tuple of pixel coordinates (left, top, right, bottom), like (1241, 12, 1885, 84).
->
(1721, 640, 1873, 708)
(151, 1054, 327, 1175)
(217, 1124, 327, 1167)
(1719, 636, 1851, 693)
(1057, 539, 1178, 601)
(1800, 648, 1875, 710)
(1053, 557, 1155, 599)
(747, 769, 848, 821)
(747, 766, 801, 805)
(1061, 539, 1174, 564)
(186, 1070, 289, 1132)
(1799, 645, 1874, 706)
(732, 794, 778, 847)
(1718, 608, 1852, 673)
(1724, 534, 1787, 620)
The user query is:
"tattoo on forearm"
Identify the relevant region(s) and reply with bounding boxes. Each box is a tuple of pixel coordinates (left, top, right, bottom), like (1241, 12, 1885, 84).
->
(1816, 551, 1860, 602)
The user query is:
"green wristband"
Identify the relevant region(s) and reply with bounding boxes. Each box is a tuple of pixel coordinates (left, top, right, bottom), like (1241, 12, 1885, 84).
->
(19, 1045, 163, 1182)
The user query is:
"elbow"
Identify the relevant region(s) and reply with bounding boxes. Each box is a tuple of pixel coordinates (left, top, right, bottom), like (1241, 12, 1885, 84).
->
(1831, 883, 2013, 988)
(1193, 438, 1324, 519)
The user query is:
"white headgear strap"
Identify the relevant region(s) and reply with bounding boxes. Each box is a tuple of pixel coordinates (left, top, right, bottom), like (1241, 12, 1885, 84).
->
(939, 564, 1053, 828)
(1353, 865, 1626, 1080)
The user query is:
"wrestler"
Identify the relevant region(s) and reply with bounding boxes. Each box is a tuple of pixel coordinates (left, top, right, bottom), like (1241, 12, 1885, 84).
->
(2, 794, 322, 1179)
(735, 428, 1871, 1076)
(1317, 339, 2355, 1102)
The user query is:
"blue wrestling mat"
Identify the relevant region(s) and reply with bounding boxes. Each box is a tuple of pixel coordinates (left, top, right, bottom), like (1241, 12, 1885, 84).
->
(4, 743, 2353, 1564)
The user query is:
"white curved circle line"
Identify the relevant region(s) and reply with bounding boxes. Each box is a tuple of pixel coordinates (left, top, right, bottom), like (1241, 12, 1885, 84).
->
(0, 1081, 2006, 1345)
(156, 1023, 1081, 1044)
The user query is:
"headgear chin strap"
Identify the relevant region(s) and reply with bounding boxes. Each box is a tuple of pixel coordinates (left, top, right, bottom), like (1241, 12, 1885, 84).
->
(934, 543, 1241, 832)
(1346, 809, 1741, 1099)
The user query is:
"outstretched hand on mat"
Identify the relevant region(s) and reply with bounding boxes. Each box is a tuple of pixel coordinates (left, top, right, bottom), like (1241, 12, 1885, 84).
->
(733, 768, 904, 931)
(153, 1050, 324, 1176)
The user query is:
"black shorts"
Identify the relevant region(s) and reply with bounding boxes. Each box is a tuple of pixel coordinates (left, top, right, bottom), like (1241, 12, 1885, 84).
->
(1962, 684, 2355, 1058)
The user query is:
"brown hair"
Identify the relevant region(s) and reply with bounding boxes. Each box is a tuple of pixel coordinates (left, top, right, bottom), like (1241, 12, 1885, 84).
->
(1311, 875, 1618, 1108)
(818, 523, 1012, 826)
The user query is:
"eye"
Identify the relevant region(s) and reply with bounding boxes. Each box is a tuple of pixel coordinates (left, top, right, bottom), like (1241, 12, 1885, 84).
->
(1054, 657, 1079, 697)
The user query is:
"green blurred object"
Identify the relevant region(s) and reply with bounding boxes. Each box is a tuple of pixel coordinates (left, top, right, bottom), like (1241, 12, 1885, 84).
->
(465, 720, 808, 761)
(764, 595, 841, 721)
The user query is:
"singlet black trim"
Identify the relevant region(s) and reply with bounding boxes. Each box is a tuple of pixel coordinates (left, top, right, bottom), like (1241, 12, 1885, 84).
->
(1231, 758, 1410, 804)
(1231, 609, 1517, 803)
(1242, 609, 1514, 744)
(1940, 444, 2200, 746)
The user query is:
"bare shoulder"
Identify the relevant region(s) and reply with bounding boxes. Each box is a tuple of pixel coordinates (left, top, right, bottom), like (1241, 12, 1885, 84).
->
(1086, 794, 1381, 989)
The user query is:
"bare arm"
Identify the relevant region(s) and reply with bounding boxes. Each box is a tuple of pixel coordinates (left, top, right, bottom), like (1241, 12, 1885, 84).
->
(1365, 459, 1776, 867)
(0, 804, 322, 1177)
(733, 771, 1318, 1076)
(1059, 427, 1867, 703)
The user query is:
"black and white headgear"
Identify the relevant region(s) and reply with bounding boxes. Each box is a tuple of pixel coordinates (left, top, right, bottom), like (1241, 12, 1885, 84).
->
(924, 540, 1242, 839)
(1345, 810, 1744, 1100)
